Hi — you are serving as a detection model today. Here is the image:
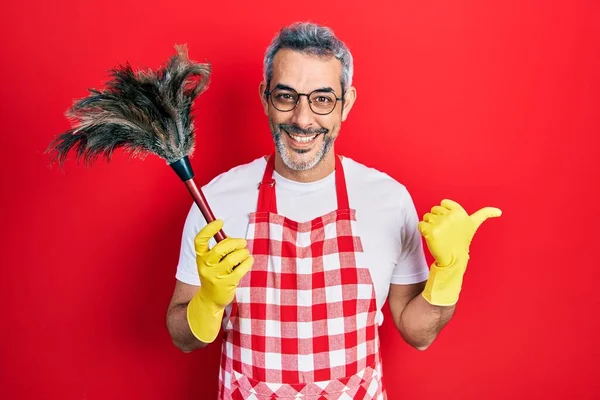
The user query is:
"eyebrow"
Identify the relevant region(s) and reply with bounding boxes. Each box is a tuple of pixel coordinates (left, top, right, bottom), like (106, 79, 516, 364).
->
(273, 83, 336, 93)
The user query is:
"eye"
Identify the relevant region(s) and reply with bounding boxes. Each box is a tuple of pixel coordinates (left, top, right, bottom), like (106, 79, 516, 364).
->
(275, 92, 296, 102)
(315, 96, 332, 103)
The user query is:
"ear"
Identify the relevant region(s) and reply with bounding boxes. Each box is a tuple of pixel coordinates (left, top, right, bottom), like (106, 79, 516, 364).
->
(341, 86, 357, 122)
(259, 81, 269, 116)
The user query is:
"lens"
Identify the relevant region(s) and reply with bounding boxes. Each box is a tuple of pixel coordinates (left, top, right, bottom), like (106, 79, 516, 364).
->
(271, 89, 298, 112)
(309, 92, 336, 115)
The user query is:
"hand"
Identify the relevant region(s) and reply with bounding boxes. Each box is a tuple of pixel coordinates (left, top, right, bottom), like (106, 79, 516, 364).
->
(195, 219, 254, 309)
(187, 219, 253, 343)
(418, 199, 502, 267)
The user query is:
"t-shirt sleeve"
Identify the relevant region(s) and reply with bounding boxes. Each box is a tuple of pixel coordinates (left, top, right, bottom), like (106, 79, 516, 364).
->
(175, 203, 209, 286)
(390, 187, 430, 284)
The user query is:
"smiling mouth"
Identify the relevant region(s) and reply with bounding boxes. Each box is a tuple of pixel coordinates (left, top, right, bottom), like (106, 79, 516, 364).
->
(283, 129, 319, 144)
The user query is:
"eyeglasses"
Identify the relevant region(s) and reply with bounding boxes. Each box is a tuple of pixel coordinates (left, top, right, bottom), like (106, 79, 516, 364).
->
(264, 84, 344, 116)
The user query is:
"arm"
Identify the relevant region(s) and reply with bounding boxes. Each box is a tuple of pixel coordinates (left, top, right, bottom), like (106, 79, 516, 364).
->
(389, 198, 501, 350)
(166, 280, 210, 352)
(166, 219, 253, 353)
(388, 282, 455, 351)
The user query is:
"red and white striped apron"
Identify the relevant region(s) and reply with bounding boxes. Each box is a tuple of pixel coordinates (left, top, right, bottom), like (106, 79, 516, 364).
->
(218, 154, 386, 399)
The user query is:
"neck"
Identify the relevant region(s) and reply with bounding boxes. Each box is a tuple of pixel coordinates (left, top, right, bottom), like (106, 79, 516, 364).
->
(272, 149, 337, 183)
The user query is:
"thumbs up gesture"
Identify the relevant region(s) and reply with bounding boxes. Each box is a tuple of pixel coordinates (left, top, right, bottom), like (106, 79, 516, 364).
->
(418, 199, 502, 306)
(418, 199, 502, 267)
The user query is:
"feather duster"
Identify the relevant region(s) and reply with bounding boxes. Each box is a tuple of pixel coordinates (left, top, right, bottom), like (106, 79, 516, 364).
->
(46, 44, 226, 242)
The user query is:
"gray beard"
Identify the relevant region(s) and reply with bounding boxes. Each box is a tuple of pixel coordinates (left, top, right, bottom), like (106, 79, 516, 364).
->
(272, 129, 336, 171)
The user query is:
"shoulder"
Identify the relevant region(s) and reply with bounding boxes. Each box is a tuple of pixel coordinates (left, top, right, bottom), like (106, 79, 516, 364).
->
(183, 156, 266, 231)
(202, 155, 267, 196)
(342, 156, 412, 206)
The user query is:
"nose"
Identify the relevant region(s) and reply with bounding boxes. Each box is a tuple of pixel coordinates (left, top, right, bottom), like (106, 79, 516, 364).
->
(289, 95, 315, 129)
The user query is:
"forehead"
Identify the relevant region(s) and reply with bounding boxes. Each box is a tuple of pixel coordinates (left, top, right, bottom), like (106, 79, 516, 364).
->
(271, 48, 342, 93)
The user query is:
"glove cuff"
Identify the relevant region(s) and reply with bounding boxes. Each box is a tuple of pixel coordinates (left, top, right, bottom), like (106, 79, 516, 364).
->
(422, 256, 469, 306)
(186, 292, 225, 344)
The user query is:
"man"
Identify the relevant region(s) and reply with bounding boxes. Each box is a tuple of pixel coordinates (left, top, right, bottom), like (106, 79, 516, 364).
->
(166, 22, 501, 399)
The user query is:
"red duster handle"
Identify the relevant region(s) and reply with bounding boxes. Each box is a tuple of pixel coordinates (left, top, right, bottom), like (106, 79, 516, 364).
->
(184, 178, 227, 243)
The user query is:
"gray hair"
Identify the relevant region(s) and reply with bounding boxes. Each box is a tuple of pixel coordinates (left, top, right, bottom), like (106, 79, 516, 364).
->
(263, 22, 354, 93)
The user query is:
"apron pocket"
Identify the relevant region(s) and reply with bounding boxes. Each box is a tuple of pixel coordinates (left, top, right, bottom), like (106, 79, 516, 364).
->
(231, 363, 382, 399)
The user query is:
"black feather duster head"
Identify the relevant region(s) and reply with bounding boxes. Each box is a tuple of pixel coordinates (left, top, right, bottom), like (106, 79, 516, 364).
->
(47, 44, 211, 166)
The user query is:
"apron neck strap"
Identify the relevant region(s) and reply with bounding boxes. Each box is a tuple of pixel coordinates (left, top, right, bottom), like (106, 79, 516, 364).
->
(257, 154, 349, 214)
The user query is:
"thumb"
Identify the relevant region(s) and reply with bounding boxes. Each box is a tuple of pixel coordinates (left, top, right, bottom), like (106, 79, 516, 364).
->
(470, 207, 502, 230)
(194, 219, 225, 256)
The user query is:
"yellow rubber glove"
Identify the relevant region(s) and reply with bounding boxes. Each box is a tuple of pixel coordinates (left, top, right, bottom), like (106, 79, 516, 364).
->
(187, 219, 254, 343)
(418, 199, 502, 306)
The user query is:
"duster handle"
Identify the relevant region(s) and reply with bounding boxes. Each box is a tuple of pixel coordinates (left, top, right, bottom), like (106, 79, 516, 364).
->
(171, 157, 227, 243)
(184, 179, 227, 242)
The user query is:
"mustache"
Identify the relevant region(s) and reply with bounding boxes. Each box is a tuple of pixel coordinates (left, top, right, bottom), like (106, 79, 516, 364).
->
(279, 124, 328, 135)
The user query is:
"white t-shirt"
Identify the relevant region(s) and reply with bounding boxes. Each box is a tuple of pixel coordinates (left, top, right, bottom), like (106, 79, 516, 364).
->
(176, 155, 429, 326)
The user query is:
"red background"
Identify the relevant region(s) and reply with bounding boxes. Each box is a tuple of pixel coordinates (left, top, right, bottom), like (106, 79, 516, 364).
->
(1, 1, 599, 399)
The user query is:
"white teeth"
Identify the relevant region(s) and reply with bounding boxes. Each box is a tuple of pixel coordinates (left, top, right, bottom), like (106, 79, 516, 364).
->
(288, 133, 318, 143)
